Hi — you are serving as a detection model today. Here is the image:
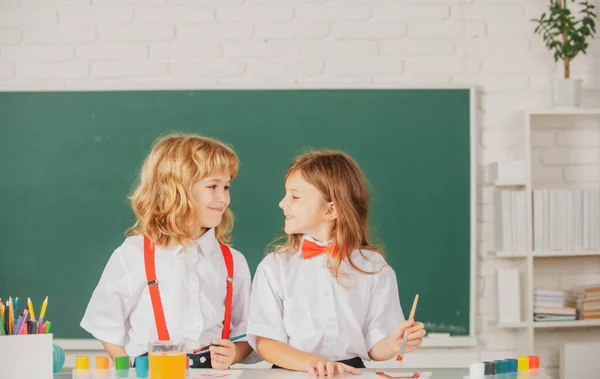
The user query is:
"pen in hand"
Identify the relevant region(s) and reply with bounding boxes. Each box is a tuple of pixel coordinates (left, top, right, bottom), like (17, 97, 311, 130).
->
(194, 333, 247, 354)
(397, 294, 419, 360)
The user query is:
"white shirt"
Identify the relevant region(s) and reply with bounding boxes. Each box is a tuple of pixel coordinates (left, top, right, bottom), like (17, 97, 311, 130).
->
(247, 235, 404, 362)
(80, 228, 252, 357)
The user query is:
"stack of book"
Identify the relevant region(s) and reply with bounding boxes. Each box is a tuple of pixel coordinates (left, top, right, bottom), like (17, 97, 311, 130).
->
(533, 289, 577, 322)
(576, 286, 600, 320)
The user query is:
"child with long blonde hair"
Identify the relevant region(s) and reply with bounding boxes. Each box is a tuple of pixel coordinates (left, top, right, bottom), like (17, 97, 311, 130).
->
(81, 134, 253, 369)
(247, 150, 426, 377)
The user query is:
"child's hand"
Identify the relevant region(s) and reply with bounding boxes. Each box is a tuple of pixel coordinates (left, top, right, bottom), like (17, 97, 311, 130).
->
(210, 339, 236, 370)
(387, 319, 426, 352)
(308, 360, 361, 379)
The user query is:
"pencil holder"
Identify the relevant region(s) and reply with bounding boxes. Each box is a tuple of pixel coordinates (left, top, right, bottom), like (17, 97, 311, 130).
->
(0, 333, 53, 379)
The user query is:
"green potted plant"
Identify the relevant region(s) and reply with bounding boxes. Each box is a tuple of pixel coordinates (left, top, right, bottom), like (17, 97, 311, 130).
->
(532, 0, 597, 107)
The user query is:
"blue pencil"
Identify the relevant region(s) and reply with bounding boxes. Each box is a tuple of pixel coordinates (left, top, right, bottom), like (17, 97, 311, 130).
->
(13, 297, 19, 318)
(13, 315, 23, 335)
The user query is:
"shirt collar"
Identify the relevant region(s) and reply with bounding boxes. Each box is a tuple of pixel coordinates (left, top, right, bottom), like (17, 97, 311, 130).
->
(162, 228, 218, 258)
(302, 234, 333, 246)
(194, 228, 218, 256)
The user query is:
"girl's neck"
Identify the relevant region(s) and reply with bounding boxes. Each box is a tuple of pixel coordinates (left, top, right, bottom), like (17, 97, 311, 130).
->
(307, 228, 333, 244)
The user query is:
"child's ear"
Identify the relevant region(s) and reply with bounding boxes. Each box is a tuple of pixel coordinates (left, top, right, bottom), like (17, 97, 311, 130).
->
(324, 202, 338, 221)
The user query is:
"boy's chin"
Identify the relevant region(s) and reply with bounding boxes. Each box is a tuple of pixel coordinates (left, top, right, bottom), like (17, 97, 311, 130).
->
(202, 220, 222, 229)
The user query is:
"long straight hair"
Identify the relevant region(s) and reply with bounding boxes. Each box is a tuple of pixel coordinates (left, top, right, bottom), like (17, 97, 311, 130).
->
(271, 150, 384, 279)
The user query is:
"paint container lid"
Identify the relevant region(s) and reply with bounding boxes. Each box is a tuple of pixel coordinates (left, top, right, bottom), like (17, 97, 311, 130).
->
(506, 358, 518, 372)
(469, 362, 484, 379)
(528, 355, 540, 369)
(517, 356, 530, 371)
(115, 356, 129, 370)
(135, 356, 149, 378)
(75, 356, 89, 370)
(495, 360, 508, 374)
(483, 361, 496, 375)
(95, 356, 109, 369)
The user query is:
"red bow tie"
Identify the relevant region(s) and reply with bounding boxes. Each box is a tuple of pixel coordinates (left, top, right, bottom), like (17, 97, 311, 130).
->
(301, 239, 346, 260)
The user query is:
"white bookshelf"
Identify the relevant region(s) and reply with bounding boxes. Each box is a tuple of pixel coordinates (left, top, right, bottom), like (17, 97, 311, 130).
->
(486, 180, 527, 188)
(491, 250, 600, 258)
(533, 319, 600, 328)
(490, 108, 600, 355)
(498, 320, 600, 329)
(527, 108, 600, 116)
(532, 251, 600, 258)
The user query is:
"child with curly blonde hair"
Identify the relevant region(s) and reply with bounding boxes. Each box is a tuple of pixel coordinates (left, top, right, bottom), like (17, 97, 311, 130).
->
(81, 134, 253, 369)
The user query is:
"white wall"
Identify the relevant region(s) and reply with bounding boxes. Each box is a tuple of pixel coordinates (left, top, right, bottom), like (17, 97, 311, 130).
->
(2, 0, 600, 377)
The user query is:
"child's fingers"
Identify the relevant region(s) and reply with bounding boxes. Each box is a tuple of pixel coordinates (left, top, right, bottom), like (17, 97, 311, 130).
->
(308, 366, 318, 378)
(406, 336, 424, 352)
(407, 327, 427, 340)
(326, 362, 335, 378)
(408, 322, 425, 333)
(210, 345, 233, 356)
(342, 364, 361, 376)
(211, 361, 227, 370)
(212, 339, 235, 348)
(210, 352, 231, 366)
(335, 363, 346, 379)
(316, 361, 326, 379)
(407, 337, 423, 346)
(395, 319, 415, 339)
(397, 320, 414, 331)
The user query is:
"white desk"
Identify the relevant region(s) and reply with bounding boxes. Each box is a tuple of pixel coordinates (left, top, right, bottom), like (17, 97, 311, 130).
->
(54, 368, 469, 379)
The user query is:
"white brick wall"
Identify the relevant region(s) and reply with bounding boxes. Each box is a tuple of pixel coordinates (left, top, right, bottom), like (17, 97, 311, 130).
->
(1, 0, 600, 376)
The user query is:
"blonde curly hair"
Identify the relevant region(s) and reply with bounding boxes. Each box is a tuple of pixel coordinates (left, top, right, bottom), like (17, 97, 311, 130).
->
(126, 133, 239, 247)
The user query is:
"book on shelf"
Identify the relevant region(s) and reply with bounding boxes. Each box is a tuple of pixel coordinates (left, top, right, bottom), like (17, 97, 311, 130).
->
(493, 189, 526, 253)
(533, 306, 577, 316)
(532, 188, 600, 252)
(575, 285, 600, 320)
(534, 314, 577, 322)
(534, 289, 566, 298)
(534, 298, 565, 307)
(532, 288, 579, 321)
(533, 289, 573, 306)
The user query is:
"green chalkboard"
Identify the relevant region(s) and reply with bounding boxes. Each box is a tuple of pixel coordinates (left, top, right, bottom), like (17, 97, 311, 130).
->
(0, 89, 473, 339)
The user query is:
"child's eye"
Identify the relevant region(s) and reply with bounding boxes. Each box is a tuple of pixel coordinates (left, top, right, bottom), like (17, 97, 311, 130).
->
(291, 196, 299, 200)
(208, 185, 217, 189)
(225, 186, 230, 191)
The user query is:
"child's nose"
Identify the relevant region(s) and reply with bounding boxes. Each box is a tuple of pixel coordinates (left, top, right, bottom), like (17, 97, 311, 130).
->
(217, 188, 227, 203)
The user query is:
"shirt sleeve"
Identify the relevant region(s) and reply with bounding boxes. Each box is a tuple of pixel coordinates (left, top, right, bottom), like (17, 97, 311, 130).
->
(80, 247, 135, 346)
(246, 257, 288, 351)
(229, 253, 252, 339)
(363, 265, 404, 352)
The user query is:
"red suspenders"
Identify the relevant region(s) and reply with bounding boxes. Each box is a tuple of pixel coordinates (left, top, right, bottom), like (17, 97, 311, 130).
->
(143, 236, 234, 341)
(221, 243, 234, 340)
(144, 236, 171, 340)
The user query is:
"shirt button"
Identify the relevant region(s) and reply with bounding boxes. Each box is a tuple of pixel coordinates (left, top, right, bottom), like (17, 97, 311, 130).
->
(324, 292, 329, 297)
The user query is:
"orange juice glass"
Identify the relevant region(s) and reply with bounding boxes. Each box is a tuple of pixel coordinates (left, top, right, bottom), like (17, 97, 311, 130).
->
(148, 341, 187, 379)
